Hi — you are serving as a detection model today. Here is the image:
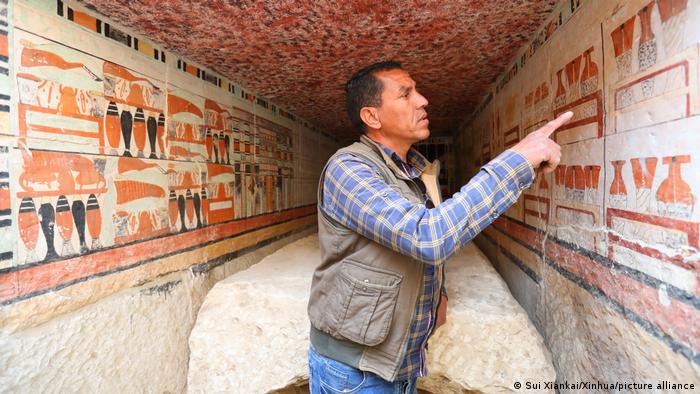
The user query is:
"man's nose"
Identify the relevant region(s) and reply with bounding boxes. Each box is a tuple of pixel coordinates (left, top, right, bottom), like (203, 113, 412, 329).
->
(415, 91, 429, 108)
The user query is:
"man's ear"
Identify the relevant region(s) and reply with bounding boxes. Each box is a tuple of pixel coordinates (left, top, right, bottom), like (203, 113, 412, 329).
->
(359, 107, 381, 130)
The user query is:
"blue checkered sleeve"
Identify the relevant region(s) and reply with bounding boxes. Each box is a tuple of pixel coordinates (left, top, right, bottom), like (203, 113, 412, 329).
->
(321, 149, 534, 265)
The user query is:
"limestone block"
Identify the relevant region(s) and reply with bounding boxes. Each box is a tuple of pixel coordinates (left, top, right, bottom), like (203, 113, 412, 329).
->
(188, 235, 555, 393)
(420, 245, 555, 394)
(187, 235, 319, 393)
(0, 273, 194, 394)
(540, 263, 700, 387)
(0, 229, 314, 393)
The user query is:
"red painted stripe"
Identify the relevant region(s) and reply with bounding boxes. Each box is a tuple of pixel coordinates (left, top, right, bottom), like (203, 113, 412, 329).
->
(545, 239, 699, 351)
(607, 208, 698, 247)
(0, 205, 315, 303)
(492, 217, 699, 352)
(554, 90, 603, 138)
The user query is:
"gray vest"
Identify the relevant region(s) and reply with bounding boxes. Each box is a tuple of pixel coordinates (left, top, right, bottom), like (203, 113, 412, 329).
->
(308, 135, 441, 381)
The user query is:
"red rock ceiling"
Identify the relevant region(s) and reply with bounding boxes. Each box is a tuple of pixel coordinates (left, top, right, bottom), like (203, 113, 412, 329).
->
(79, 0, 557, 140)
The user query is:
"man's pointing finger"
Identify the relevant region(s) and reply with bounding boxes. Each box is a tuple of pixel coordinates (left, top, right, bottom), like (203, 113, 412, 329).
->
(543, 111, 574, 138)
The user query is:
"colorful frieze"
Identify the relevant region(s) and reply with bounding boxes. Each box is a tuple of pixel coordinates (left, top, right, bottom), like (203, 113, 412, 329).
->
(8, 118, 306, 267)
(604, 118, 699, 295)
(470, 94, 494, 167)
(548, 5, 605, 145)
(0, 0, 9, 135)
(15, 149, 107, 265)
(605, 0, 700, 134)
(204, 98, 233, 165)
(5, 113, 314, 298)
(103, 62, 166, 158)
(511, 0, 586, 86)
(166, 90, 206, 161)
(494, 69, 527, 222)
(0, 144, 11, 269)
(113, 156, 170, 244)
(16, 32, 106, 148)
(550, 137, 605, 254)
(520, 32, 554, 139)
(15, 31, 166, 156)
(522, 80, 551, 135)
(176, 59, 221, 88)
(56, 0, 166, 63)
(460, 0, 700, 367)
(11, 150, 212, 264)
(518, 41, 553, 231)
(205, 163, 234, 225)
(0, 204, 317, 305)
(0, 0, 338, 319)
(0, 0, 10, 269)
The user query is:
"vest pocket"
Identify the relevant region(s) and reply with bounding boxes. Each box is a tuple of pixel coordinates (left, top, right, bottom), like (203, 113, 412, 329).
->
(334, 260, 402, 346)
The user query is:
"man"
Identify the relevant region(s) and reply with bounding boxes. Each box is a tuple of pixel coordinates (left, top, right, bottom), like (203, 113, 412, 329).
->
(307, 61, 571, 393)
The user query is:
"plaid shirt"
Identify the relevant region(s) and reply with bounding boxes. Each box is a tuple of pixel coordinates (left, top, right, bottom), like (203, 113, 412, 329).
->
(320, 141, 534, 380)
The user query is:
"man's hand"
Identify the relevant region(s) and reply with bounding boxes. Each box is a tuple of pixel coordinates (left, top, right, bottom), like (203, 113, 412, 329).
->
(435, 293, 447, 330)
(510, 111, 573, 174)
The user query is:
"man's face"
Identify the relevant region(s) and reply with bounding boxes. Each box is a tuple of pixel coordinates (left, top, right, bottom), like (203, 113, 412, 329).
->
(373, 68, 430, 144)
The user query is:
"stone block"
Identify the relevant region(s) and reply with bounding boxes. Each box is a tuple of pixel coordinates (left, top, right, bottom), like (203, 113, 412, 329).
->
(187, 235, 555, 393)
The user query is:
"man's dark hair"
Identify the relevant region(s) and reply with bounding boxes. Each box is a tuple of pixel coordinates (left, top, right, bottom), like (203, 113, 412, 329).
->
(345, 60, 403, 133)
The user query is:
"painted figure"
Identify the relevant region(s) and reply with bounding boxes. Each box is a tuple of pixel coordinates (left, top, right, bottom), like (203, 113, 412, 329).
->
(656, 155, 694, 218)
(609, 160, 628, 209)
(631, 157, 658, 213)
(611, 15, 636, 79)
(18, 197, 39, 263)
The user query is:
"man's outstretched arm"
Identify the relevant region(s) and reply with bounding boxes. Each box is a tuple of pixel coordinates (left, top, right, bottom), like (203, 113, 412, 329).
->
(321, 148, 533, 265)
(320, 111, 573, 265)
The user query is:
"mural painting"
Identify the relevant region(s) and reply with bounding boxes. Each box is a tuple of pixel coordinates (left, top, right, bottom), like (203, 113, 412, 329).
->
(0, 0, 9, 135)
(497, 78, 525, 222)
(471, 94, 494, 167)
(520, 41, 552, 230)
(605, 120, 698, 297)
(15, 31, 166, 158)
(457, 0, 700, 374)
(551, 43, 603, 144)
(197, 97, 234, 226)
(15, 149, 108, 265)
(0, 0, 337, 312)
(553, 138, 605, 253)
(0, 144, 11, 270)
(600, 0, 700, 357)
(277, 130, 293, 212)
(16, 33, 106, 152)
(103, 62, 165, 159)
(114, 156, 170, 243)
(166, 90, 205, 162)
(255, 117, 291, 214)
(0, 0, 10, 271)
(607, 0, 698, 134)
(545, 4, 606, 253)
(230, 106, 254, 219)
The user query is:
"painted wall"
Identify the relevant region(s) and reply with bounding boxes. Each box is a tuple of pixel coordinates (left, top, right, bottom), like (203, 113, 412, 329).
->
(456, 0, 699, 385)
(0, 0, 337, 390)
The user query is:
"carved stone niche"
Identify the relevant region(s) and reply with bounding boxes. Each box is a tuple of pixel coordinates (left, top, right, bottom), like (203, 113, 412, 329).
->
(188, 235, 555, 393)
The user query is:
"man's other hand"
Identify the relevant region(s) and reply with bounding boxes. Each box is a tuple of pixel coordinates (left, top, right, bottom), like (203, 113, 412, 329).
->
(435, 293, 447, 330)
(510, 111, 573, 174)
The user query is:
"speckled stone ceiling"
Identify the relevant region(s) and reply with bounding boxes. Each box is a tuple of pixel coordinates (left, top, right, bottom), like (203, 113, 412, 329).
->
(78, 0, 557, 140)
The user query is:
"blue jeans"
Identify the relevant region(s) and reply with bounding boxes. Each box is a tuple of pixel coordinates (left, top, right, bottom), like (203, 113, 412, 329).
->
(308, 345, 418, 394)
